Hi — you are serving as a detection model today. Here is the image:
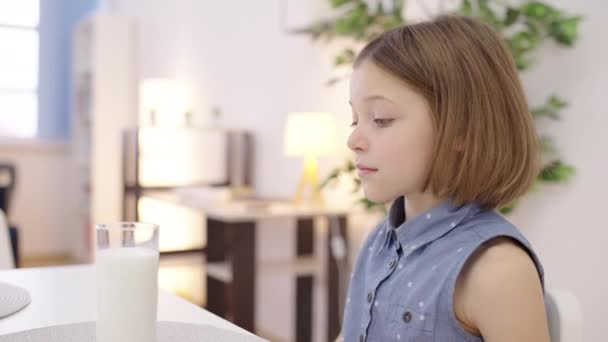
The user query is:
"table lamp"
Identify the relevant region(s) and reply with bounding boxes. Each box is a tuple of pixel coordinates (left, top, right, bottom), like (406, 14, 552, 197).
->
(283, 112, 337, 207)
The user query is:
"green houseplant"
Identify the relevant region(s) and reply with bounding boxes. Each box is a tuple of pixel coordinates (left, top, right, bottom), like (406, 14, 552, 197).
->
(307, 0, 580, 214)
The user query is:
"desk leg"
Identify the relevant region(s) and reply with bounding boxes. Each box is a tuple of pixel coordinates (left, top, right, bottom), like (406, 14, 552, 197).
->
(206, 219, 256, 332)
(206, 218, 228, 318)
(327, 215, 348, 342)
(296, 218, 314, 342)
(229, 221, 256, 332)
(207, 219, 255, 332)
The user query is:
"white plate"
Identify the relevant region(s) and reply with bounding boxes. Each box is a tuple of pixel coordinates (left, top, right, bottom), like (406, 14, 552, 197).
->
(0, 282, 30, 319)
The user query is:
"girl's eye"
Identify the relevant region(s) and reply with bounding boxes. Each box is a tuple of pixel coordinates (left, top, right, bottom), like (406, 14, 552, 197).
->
(374, 118, 394, 127)
(350, 121, 358, 127)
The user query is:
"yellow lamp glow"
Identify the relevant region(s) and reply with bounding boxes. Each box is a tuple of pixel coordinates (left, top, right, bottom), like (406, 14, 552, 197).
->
(283, 112, 337, 207)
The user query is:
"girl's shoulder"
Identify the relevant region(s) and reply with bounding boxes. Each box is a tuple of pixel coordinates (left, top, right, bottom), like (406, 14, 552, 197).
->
(452, 209, 533, 247)
(440, 209, 545, 292)
(453, 235, 549, 340)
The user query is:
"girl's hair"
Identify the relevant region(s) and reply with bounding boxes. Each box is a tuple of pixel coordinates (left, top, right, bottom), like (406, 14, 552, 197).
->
(355, 15, 539, 210)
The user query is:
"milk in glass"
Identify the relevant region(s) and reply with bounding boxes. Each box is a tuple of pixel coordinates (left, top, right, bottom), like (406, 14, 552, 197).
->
(96, 246, 159, 342)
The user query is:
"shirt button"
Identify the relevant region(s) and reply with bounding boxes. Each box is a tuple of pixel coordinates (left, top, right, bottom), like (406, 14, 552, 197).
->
(367, 292, 373, 303)
(359, 334, 366, 342)
(388, 259, 396, 269)
(402, 311, 412, 323)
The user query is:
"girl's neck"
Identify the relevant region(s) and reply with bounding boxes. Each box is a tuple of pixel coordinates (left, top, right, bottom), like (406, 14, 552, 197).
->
(403, 191, 445, 221)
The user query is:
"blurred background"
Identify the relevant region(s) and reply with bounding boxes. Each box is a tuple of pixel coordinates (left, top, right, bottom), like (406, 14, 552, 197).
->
(0, 0, 606, 341)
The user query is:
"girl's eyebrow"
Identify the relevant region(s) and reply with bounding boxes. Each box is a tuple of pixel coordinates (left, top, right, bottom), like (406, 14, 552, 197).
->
(349, 94, 396, 105)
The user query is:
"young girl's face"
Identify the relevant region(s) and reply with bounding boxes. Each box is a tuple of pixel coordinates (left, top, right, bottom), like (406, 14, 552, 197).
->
(348, 60, 436, 204)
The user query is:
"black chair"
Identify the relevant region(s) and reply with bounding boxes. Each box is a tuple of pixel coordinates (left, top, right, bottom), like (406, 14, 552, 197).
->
(0, 163, 18, 267)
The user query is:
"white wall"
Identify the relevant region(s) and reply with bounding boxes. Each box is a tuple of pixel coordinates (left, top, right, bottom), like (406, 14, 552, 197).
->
(509, 1, 608, 341)
(109, 1, 608, 341)
(0, 140, 78, 257)
(108, 0, 353, 199)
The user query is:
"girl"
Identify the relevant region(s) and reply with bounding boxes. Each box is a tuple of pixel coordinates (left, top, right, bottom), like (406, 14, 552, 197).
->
(342, 15, 549, 341)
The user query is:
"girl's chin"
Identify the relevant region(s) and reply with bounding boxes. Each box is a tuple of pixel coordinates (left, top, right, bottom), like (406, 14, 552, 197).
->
(362, 189, 393, 205)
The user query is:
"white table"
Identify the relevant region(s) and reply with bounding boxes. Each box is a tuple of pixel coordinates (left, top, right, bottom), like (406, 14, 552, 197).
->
(0, 265, 266, 340)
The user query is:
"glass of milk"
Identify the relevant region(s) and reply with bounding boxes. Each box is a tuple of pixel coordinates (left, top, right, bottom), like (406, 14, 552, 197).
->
(95, 222, 160, 342)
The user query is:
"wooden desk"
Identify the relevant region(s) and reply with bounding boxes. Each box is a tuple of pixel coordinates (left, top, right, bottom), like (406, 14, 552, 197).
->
(150, 193, 349, 342)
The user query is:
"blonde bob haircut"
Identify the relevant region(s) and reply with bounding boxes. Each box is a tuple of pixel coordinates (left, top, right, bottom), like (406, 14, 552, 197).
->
(354, 15, 539, 210)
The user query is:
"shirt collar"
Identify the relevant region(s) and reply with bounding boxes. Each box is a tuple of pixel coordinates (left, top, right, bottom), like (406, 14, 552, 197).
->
(383, 196, 482, 251)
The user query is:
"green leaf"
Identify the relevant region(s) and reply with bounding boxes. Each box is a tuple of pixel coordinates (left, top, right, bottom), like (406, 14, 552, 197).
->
(380, 15, 403, 30)
(330, 0, 355, 8)
(530, 106, 558, 120)
(499, 201, 518, 215)
(513, 52, 531, 70)
(393, 0, 405, 20)
(310, 22, 331, 40)
(320, 169, 341, 189)
(531, 95, 567, 120)
(499, 206, 513, 214)
(334, 55, 346, 66)
(357, 198, 380, 210)
(530, 108, 545, 118)
(548, 95, 568, 109)
(504, 7, 520, 27)
(539, 160, 575, 182)
(334, 17, 351, 35)
(550, 16, 582, 46)
(507, 29, 539, 70)
(521, 2, 555, 20)
(346, 159, 355, 171)
(525, 19, 541, 36)
(334, 48, 356, 66)
(460, 0, 473, 16)
(334, 3, 373, 39)
(510, 31, 538, 52)
(351, 169, 361, 193)
(477, 0, 502, 28)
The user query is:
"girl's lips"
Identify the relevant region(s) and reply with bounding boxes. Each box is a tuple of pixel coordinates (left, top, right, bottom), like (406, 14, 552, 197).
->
(356, 167, 378, 177)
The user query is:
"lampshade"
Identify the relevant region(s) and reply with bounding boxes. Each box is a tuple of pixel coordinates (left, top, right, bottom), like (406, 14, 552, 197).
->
(139, 78, 193, 126)
(283, 112, 337, 157)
